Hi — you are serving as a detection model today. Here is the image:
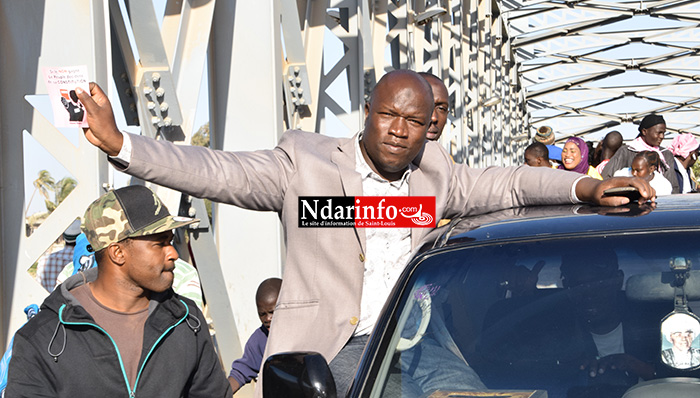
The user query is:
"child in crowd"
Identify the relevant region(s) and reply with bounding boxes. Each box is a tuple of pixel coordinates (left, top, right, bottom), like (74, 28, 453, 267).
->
(228, 277, 282, 394)
(614, 151, 673, 196)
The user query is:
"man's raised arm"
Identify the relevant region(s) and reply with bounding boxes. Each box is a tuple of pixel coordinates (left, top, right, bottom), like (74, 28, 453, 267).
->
(76, 83, 123, 156)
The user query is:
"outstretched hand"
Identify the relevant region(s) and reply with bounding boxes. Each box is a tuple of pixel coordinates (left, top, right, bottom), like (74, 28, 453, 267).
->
(76, 82, 123, 156)
(575, 177, 656, 206)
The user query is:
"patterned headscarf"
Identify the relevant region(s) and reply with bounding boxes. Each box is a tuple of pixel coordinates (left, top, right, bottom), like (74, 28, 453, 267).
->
(558, 137, 590, 175)
(669, 133, 700, 159)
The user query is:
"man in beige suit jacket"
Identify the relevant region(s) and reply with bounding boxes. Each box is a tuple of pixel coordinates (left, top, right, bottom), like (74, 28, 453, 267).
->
(77, 70, 653, 396)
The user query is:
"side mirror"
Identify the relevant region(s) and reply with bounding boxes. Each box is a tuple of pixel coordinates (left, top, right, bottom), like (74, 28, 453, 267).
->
(263, 352, 337, 398)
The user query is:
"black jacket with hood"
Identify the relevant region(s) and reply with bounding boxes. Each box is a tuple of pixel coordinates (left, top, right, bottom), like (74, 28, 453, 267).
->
(6, 268, 232, 398)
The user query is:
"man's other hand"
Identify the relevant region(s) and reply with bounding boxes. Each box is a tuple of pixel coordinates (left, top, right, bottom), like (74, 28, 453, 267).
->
(575, 176, 656, 206)
(76, 82, 123, 156)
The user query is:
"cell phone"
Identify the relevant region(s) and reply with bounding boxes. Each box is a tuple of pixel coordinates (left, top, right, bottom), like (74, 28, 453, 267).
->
(603, 186, 642, 202)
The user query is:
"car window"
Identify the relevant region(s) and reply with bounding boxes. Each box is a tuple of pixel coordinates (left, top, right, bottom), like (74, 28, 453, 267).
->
(370, 231, 700, 398)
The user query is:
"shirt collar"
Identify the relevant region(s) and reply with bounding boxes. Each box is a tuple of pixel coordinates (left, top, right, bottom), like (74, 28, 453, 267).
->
(354, 133, 413, 189)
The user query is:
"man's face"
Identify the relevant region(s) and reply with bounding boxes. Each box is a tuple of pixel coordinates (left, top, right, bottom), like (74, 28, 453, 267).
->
(631, 158, 653, 181)
(561, 258, 622, 333)
(670, 330, 694, 352)
(257, 295, 277, 331)
(361, 73, 433, 181)
(640, 123, 665, 147)
(121, 231, 178, 293)
(425, 78, 449, 141)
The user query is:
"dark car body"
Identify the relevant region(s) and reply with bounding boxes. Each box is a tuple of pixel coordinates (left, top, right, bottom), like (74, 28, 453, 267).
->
(265, 195, 700, 398)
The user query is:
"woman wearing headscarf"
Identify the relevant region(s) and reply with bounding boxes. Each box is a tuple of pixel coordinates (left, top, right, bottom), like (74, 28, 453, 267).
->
(669, 133, 700, 193)
(559, 137, 602, 179)
(601, 114, 680, 193)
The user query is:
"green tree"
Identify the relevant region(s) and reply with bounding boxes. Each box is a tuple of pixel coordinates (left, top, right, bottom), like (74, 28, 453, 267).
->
(192, 122, 210, 147)
(25, 171, 78, 217)
(26, 170, 55, 218)
(45, 177, 77, 213)
(54, 176, 77, 204)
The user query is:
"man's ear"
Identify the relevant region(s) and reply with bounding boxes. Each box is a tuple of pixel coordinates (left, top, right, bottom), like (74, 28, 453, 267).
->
(106, 243, 127, 266)
(364, 102, 370, 125)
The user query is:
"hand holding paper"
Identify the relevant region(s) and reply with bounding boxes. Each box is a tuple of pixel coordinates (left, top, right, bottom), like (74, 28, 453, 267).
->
(77, 82, 123, 156)
(43, 66, 90, 128)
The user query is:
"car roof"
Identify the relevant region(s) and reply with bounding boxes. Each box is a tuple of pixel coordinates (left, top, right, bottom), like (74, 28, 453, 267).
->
(423, 195, 700, 251)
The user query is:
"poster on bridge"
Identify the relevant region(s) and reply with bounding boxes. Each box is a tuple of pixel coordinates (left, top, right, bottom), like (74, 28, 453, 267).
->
(42, 65, 90, 128)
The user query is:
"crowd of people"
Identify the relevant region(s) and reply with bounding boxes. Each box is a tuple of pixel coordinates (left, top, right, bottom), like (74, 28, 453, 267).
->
(4, 69, 661, 398)
(524, 115, 700, 195)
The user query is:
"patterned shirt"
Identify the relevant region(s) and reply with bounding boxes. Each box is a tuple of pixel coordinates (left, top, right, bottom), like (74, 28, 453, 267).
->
(35, 245, 74, 292)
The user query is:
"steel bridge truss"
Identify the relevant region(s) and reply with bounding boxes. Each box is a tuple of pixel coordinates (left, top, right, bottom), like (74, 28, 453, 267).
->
(503, 0, 700, 142)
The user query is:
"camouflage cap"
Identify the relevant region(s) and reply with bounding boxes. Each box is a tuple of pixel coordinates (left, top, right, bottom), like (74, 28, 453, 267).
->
(82, 186, 198, 252)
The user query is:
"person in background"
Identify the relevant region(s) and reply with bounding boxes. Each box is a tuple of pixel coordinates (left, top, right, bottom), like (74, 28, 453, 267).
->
(524, 142, 551, 168)
(532, 126, 563, 167)
(229, 278, 282, 394)
(35, 219, 81, 292)
(54, 232, 94, 287)
(602, 114, 679, 193)
(559, 137, 602, 179)
(668, 133, 699, 193)
(561, 248, 657, 391)
(594, 131, 623, 175)
(614, 151, 673, 196)
(418, 72, 449, 142)
(534, 125, 555, 146)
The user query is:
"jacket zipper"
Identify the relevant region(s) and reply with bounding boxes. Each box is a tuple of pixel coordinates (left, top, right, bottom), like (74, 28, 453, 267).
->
(58, 301, 189, 397)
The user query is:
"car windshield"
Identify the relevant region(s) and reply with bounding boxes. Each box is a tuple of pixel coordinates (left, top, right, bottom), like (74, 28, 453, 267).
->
(370, 230, 700, 398)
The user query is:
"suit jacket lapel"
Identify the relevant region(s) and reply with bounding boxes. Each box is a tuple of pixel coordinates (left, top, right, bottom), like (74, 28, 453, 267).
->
(331, 134, 366, 252)
(408, 166, 431, 250)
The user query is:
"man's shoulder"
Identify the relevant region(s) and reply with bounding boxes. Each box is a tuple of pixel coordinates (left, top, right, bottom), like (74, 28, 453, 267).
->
(251, 326, 268, 340)
(14, 307, 59, 341)
(412, 140, 454, 169)
(617, 145, 635, 155)
(277, 130, 356, 164)
(279, 129, 350, 148)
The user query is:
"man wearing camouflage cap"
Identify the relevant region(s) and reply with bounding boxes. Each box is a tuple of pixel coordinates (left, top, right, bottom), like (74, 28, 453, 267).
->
(7, 186, 232, 397)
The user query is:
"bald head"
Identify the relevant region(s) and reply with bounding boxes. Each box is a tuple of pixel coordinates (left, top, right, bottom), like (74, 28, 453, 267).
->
(601, 131, 623, 161)
(369, 70, 434, 106)
(256, 277, 282, 303)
